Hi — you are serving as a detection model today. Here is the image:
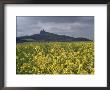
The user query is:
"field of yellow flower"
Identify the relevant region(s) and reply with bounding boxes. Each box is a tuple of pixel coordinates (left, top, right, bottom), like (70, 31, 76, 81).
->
(16, 42, 94, 74)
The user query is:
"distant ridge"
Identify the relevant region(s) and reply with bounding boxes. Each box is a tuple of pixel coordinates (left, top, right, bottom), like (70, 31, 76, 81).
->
(16, 29, 91, 43)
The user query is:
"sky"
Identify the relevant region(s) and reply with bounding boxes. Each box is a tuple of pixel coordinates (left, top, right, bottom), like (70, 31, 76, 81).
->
(16, 16, 94, 40)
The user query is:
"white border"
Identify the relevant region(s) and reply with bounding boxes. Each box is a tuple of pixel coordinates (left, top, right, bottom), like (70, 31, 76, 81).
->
(5, 4, 107, 87)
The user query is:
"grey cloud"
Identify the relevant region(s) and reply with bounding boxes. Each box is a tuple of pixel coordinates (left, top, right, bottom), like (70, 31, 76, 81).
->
(16, 16, 94, 40)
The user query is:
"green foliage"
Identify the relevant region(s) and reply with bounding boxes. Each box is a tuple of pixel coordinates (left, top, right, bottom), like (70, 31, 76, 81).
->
(16, 42, 94, 74)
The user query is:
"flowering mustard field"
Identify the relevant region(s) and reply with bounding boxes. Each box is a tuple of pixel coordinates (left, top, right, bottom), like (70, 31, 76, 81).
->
(16, 42, 94, 74)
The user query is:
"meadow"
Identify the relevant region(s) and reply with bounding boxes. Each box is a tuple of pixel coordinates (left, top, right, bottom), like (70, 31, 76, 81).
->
(16, 42, 94, 74)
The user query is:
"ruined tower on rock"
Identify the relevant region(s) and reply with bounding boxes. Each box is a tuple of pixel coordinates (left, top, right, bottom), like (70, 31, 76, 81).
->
(40, 29, 46, 35)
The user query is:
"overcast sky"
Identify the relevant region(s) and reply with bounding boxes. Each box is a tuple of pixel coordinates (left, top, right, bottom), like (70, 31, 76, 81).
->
(16, 16, 94, 40)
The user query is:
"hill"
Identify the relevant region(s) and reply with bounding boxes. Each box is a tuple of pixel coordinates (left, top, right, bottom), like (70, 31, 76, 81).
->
(16, 29, 91, 43)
